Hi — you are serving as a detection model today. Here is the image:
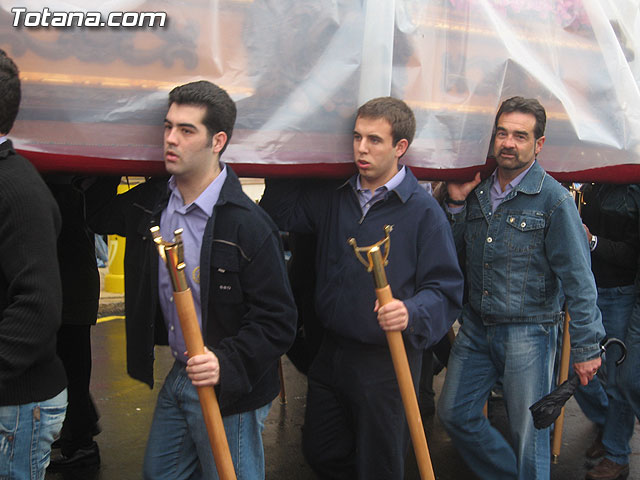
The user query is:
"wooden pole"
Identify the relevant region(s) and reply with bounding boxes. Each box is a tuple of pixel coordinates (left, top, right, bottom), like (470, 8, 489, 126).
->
(152, 228, 236, 480)
(552, 309, 571, 463)
(376, 284, 436, 480)
(348, 227, 434, 479)
(174, 290, 237, 480)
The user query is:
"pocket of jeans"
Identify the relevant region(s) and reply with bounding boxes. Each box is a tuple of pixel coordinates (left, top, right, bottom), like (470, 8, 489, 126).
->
(617, 284, 637, 296)
(36, 402, 67, 472)
(0, 407, 18, 478)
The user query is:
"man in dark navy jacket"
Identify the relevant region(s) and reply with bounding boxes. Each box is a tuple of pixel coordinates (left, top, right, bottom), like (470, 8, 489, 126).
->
(261, 97, 464, 479)
(87, 81, 297, 480)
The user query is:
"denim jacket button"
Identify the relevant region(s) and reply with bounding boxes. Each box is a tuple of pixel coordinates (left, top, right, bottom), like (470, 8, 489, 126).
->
(509, 217, 515, 223)
(483, 290, 489, 296)
(520, 221, 526, 228)
(484, 263, 490, 269)
(487, 237, 493, 243)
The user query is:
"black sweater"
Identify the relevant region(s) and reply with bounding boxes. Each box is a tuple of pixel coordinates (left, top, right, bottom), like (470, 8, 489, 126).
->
(0, 140, 66, 405)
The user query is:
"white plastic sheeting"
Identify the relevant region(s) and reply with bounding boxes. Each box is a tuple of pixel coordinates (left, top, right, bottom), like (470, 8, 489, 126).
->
(1, 0, 639, 176)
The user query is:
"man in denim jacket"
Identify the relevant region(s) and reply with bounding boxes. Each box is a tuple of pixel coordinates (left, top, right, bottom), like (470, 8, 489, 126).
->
(437, 97, 605, 480)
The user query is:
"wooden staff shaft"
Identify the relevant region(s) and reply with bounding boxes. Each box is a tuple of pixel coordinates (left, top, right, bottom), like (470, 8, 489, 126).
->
(174, 290, 237, 480)
(552, 309, 571, 463)
(376, 285, 435, 480)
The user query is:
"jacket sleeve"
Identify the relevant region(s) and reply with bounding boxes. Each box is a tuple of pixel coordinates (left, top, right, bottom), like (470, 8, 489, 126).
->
(260, 178, 337, 234)
(85, 177, 163, 237)
(84, 176, 129, 236)
(403, 211, 464, 350)
(545, 193, 605, 363)
(212, 227, 297, 407)
(0, 171, 62, 386)
(592, 234, 639, 270)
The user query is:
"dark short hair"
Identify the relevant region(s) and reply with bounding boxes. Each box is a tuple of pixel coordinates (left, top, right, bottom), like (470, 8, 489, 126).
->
(356, 97, 416, 147)
(168, 80, 237, 155)
(0, 49, 21, 135)
(494, 96, 546, 140)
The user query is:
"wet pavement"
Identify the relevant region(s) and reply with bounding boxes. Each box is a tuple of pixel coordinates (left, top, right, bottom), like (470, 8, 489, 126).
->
(45, 283, 640, 480)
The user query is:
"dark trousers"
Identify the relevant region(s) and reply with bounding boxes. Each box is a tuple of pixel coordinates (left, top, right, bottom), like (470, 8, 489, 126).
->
(302, 334, 422, 480)
(56, 324, 99, 454)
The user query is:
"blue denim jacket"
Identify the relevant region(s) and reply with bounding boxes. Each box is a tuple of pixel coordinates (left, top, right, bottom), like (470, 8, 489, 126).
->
(449, 161, 604, 363)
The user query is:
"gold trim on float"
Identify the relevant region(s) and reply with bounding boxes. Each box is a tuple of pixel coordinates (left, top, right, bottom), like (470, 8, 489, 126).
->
(19, 71, 255, 95)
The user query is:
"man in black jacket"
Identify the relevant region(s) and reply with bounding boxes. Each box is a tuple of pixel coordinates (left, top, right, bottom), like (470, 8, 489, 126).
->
(45, 177, 102, 471)
(0, 49, 68, 479)
(87, 80, 297, 480)
(578, 183, 639, 480)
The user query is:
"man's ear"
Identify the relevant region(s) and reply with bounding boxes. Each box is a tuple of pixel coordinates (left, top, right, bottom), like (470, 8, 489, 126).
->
(212, 131, 228, 154)
(395, 138, 409, 158)
(535, 135, 545, 156)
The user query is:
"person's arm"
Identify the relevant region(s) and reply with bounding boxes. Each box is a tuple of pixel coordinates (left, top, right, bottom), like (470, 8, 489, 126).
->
(589, 225, 639, 270)
(84, 176, 165, 237)
(396, 205, 464, 350)
(0, 171, 62, 387)
(260, 177, 338, 234)
(202, 224, 297, 406)
(546, 192, 605, 384)
(444, 172, 482, 256)
(83, 176, 128, 236)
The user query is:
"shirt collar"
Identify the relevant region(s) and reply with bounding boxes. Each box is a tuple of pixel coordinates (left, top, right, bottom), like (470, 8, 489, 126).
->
(167, 164, 228, 217)
(356, 165, 406, 193)
(490, 161, 535, 194)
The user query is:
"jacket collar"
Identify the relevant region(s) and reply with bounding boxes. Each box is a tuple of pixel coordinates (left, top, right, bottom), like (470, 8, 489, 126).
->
(479, 160, 546, 198)
(512, 160, 546, 195)
(153, 162, 249, 218)
(216, 163, 251, 209)
(0, 139, 15, 160)
(341, 165, 420, 204)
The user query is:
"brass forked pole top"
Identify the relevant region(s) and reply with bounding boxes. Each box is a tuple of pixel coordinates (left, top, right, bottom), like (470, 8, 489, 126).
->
(150, 226, 189, 292)
(348, 225, 393, 289)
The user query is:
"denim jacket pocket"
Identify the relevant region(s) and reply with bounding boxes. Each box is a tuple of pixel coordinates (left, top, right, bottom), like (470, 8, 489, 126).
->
(505, 212, 545, 253)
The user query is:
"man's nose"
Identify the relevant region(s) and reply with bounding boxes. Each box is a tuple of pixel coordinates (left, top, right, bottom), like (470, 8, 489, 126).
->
(165, 128, 178, 145)
(502, 135, 516, 148)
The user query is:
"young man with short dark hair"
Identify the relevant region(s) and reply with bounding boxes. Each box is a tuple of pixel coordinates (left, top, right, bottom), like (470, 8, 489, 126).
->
(261, 96, 463, 479)
(87, 80, 297, 479)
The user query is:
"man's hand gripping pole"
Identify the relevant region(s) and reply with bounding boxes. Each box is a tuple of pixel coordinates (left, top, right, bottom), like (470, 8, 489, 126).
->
(349, 226, 435, 480)
(151, 226, 236, 480)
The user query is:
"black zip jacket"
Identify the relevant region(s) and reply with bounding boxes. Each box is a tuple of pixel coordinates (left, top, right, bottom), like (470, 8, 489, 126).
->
(86, 167, 297, 415)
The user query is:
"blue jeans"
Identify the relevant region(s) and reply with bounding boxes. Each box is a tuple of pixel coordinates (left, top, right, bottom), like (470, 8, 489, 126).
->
(0, 389, 67, 480)
(618, 296, 640, 432)
(143, 361, 271, 480)
(573, 285, 636, 465)
(438, 310, 557, 480)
